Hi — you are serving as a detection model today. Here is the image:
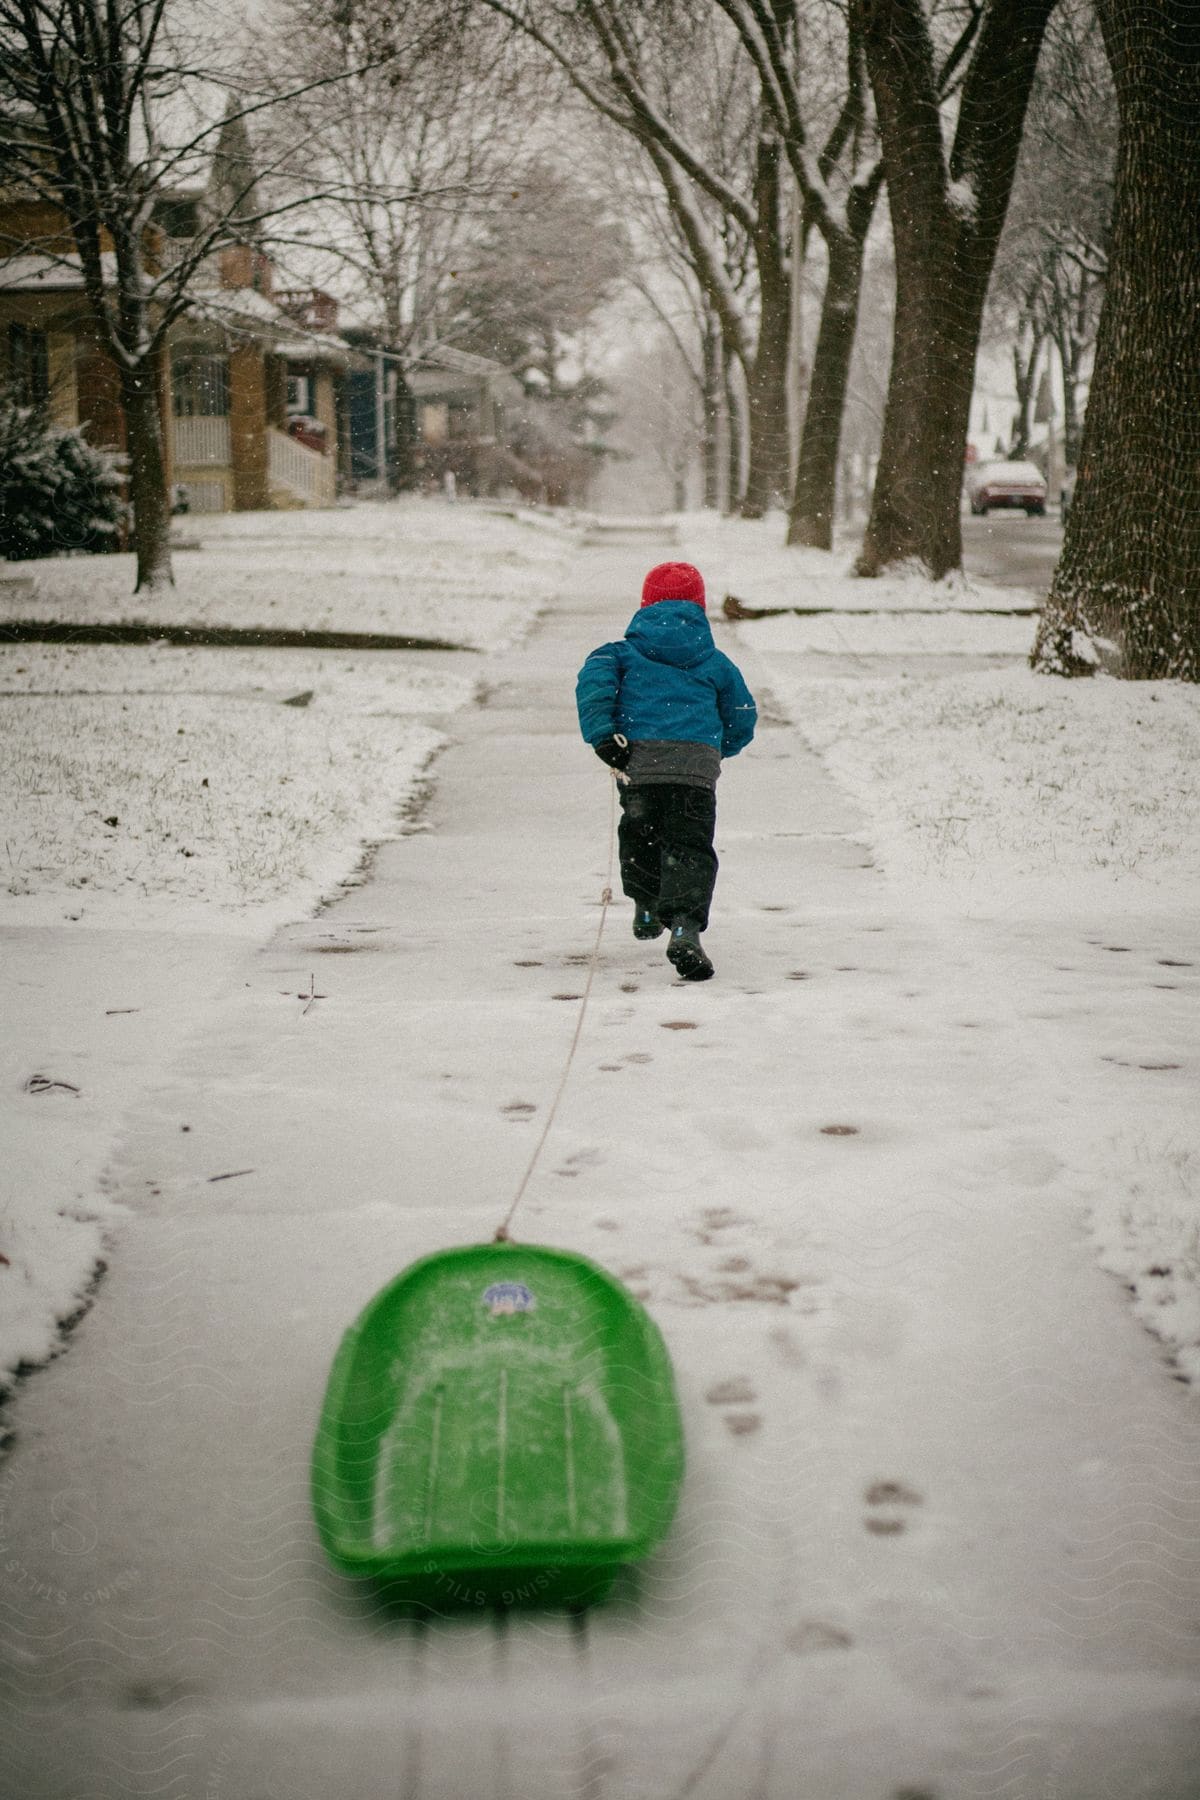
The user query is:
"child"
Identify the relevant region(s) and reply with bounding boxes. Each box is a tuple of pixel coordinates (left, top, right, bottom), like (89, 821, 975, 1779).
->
(575, 560, 757, 982)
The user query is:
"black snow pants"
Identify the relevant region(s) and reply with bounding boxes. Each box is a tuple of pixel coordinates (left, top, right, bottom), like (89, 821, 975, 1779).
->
(618, 782, 719, 932)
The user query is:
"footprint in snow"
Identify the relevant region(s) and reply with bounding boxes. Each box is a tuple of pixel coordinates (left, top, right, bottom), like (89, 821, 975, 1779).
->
(705, 1376, 756, 1406)
(705, 1375, 761, 1437)
(864, 1479, 923, 1535)
(700, 1204, 744, 1230)
(787, 1620, 853, 1655)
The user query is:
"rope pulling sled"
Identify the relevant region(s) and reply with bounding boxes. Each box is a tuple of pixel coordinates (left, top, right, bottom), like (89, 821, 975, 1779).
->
(312, 759, 686, 1609)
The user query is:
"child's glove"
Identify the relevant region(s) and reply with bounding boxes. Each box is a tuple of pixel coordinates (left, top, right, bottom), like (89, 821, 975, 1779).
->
(593, 736, 631, 772)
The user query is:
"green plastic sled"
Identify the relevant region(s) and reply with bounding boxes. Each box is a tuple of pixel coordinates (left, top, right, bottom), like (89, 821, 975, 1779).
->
(312, 1241, 685, 1609)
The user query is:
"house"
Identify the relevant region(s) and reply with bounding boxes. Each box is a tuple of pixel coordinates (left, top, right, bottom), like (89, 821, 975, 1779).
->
(406, 344, 524, 491)
(399, 344, 599, 505)
(0, 110, 361, 516)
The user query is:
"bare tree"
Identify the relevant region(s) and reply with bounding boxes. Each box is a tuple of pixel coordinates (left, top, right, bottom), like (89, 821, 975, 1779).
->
(0, 0, 419, 590)
(1033, 0, 1200, 680)
(588, 127, 731, 506)
(449, 162, 628, 390)
(1008, 283, 1048, 458)
(478, 0, 895, 543)
(1042, 242, 1104, 468)
(257, 0, 523, 360)
(474, 0, 799, 517)
(988, 2, 1114, 467)
(708, 2, 886, 548)
(851, 0, 1058, 579)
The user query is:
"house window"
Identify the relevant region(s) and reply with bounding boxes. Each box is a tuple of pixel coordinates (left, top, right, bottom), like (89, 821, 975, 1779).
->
(153, 197, 200, 239)
(286, 374, 310, 415)
(421, 402, 449, 444)
(9, 322, 50, 408)
(172, 344, 229, 417)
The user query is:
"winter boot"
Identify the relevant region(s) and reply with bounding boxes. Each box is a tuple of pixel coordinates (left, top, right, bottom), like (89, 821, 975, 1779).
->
(633, 906, 665, 940)
(666, 922, 713, 981)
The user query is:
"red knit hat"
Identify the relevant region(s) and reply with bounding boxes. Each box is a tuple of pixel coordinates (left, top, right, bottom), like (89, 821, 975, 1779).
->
(640, 561, 706, 609)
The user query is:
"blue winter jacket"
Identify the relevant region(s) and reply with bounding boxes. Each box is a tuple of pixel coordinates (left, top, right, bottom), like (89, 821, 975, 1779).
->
(575, 602, 757, 757)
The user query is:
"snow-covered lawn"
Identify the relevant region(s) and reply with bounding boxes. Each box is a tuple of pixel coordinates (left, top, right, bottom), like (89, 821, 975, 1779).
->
(761, 656, 1200, 908)
(699, 510, 1200, 1386)
(757, 650, 1200, 1383)
(3, 497, 568, 649)
(1, 643, 459, 928)
(0, 498, 571, 1381)
(1, 500, 572, 931)
(685, 508, 1038, 616)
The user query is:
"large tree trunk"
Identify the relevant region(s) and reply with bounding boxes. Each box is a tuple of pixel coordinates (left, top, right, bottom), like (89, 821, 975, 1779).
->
(1057, 333, 1082, 472)
(1048, 268, 1096, 473)
(1011, 303, 1045, 459)
(724, 345, 744, 512)
(119, 358, 174, 594)
(1033, 3, 1200, 680)
(787, 173, 881, 550)
(855, 211, 984, 577)
(701, 317, 723, 510)
(741, 134, 791, 519)
(852, 0, 1056, 578)
(787, 233, 865, 547)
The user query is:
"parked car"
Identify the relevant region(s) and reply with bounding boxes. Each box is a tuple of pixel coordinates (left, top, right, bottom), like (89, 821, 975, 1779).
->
(965, 459, 1048, 516)
(1060, 467, 1077, 524)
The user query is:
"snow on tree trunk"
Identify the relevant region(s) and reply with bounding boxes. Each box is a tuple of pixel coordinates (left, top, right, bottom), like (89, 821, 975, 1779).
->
(852, 0, 1056, 579)
(119, 361, 175, 595)
(1033, 3, 1200, 681)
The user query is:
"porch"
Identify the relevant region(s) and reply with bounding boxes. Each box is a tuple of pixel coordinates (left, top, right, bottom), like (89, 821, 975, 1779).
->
(172, 416, 336, 512)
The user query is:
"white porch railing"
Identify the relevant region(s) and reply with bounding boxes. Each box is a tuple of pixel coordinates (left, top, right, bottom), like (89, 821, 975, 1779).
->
(173, 415, 231, 466)
(268, 427, 335, 505)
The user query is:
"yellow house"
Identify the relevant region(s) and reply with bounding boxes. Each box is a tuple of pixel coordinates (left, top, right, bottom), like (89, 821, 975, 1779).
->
(0, 130, 357, 514)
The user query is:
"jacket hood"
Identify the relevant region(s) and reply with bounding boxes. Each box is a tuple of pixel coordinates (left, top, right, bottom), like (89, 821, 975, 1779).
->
(625, 600, 715, 670)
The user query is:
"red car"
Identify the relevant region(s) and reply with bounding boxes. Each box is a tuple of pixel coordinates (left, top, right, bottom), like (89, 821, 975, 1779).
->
(966, 459, 1048, 516)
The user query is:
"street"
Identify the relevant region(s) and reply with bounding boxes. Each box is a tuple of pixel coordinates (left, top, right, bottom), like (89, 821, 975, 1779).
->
(961, 510, 1065, 597)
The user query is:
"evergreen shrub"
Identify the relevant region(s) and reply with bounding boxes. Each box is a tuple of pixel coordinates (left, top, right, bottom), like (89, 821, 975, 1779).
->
(0, 394, 126, 560)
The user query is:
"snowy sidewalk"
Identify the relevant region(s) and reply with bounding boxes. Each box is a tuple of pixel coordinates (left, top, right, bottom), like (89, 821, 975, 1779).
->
(3, 537, 1200, 1800)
